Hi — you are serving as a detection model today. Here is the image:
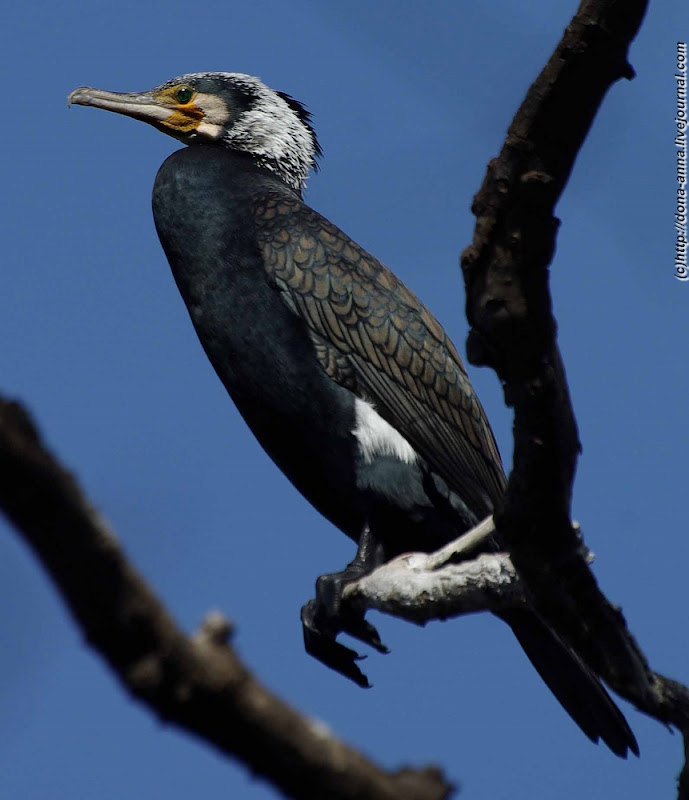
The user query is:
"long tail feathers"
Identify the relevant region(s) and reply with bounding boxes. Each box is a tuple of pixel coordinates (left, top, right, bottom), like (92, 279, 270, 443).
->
(502, 609, 639, 758)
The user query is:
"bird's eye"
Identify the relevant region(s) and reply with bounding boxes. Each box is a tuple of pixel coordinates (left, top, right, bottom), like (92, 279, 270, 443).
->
(176, 86, 194, 104)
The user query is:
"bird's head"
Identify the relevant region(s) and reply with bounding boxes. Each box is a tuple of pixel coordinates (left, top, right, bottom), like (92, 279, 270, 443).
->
(68, 72, 322, 191)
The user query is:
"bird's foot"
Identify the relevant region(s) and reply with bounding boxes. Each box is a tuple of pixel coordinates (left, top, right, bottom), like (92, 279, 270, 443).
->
(301, 569, 388, 688)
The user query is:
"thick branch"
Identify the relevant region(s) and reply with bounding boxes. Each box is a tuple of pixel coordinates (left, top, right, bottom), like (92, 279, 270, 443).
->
(459, 2, 689, 788)
(0, 397, 451, 800)
(461, 0, 660, 720)
(345, 517, 523, 623)
(346, 524, 689, 795)
(348, 552, 522, 622)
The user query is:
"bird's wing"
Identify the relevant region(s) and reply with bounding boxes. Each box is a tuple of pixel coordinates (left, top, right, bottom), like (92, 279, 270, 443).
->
(253, 193, 506, 516)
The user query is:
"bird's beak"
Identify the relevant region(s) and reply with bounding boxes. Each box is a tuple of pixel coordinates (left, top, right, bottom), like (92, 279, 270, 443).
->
(68, 87, 177, 126)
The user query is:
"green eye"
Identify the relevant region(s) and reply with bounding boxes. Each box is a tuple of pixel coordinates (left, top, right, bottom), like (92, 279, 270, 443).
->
(176, 86, 194, 104)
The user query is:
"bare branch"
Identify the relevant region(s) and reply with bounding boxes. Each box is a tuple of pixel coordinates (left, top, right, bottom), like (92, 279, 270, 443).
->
(344, 516, 521, 622)
(346, 530, 689, 796)
(463, 0, 653, 685)
(0, 397, 452, 800)
(423, 514, 496, 569)
(458, 0, 688, 792)
(347, 551, 521, 623)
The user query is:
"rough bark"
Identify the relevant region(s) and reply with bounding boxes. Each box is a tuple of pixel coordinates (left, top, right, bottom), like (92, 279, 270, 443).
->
(461, 0, 659, 721)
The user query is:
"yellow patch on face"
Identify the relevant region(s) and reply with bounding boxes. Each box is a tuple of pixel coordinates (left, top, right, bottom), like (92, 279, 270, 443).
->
(165, 106, 204, 131)
(154, 85, 205, 132)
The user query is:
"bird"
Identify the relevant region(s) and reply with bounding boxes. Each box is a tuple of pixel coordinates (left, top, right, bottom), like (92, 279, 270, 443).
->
(68, 72, 637, 757)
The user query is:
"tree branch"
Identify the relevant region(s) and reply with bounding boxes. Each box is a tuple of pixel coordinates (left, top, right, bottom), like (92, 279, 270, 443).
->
(463, 0, 651, 680)
(346, 523, 689, 784)
(348, 549, 522, 623)
(0, 397, 451, 800)
(458, 0, 689, 794)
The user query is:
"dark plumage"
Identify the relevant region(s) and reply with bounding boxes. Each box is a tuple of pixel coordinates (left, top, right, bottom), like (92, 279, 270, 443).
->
(68, 72, 637, 757)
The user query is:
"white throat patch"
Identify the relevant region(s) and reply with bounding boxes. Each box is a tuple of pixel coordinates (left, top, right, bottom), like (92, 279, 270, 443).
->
(353, 398, 417, 465)
(194, 92, 231, 140)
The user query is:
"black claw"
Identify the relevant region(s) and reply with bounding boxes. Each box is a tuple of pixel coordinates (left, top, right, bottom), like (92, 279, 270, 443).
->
(302, 600, 370, 687)
(342, 617, 389, 654)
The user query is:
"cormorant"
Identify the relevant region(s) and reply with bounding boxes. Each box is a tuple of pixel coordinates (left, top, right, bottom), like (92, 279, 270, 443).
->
(68, 72, 637, 757)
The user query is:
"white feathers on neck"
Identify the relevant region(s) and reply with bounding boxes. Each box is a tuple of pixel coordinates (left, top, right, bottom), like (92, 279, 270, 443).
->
(222, 74, 317, 192)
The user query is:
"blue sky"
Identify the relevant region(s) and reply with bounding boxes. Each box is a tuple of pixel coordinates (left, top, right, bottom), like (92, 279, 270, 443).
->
(1, 2, 686, 798)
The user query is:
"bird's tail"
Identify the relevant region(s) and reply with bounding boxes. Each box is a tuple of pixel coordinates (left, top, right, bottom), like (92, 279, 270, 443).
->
(501, 609, 638, 758)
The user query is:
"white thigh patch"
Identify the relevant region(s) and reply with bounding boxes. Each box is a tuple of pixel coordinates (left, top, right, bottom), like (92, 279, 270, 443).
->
(353, 398, 417, 465)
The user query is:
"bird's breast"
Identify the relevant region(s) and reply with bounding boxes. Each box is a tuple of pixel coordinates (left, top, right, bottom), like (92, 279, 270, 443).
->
(152, 146, 369, 535)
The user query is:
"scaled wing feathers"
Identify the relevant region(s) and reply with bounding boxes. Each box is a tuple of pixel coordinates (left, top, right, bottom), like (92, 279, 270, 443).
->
(253, 193, 506, 517)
